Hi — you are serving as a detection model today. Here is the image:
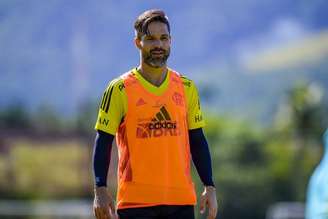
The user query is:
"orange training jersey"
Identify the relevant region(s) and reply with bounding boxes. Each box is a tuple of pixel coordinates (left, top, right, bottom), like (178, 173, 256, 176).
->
(115, 70, 196, 209)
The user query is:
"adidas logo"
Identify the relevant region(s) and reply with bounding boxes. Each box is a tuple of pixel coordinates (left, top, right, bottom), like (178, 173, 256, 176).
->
(153, 106, 171, 121)
(136, 98, 147, 106)
(136, 106, 180, 138)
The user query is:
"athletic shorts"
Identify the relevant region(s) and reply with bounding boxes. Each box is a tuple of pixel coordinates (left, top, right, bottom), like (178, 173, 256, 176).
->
(117, 205, 195, 219)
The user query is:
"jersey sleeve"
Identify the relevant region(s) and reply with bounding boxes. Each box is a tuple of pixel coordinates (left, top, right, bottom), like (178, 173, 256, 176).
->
(94, 78, 126, 135)
(182, 78, 206, 130)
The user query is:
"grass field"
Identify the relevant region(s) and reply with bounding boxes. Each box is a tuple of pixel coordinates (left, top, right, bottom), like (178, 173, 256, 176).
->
(0, 137, 93, 199)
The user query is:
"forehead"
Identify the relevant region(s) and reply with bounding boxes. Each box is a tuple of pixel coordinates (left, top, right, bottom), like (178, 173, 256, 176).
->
(146, 21, 169, 36)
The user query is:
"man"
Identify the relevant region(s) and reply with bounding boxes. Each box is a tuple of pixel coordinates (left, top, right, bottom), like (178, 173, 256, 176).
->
(306, 129, 328, 219)
(92, 9, 218, 219)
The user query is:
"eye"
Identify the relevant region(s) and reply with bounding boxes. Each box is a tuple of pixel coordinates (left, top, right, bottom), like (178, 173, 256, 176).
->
(161, 36, 169, 41)
(145, 36, 154, 41)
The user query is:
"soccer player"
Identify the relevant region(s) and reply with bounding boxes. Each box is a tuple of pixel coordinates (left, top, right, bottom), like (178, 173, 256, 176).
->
(92, 9, 218, 219)
(306, 129, 328, 219)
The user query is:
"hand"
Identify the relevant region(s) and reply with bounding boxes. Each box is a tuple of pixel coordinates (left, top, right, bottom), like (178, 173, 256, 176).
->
(199, 186, 218, 219)
(93, 186, 119, 219)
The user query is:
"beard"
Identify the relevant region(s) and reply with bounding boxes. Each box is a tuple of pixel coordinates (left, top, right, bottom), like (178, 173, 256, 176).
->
(142, 48, 170, 68)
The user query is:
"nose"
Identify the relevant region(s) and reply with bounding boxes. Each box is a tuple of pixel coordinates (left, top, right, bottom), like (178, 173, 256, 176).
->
(153, 39, 163, 47)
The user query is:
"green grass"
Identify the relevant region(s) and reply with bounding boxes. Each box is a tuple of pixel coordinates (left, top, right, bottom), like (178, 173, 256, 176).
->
(1, 138, 93, 199)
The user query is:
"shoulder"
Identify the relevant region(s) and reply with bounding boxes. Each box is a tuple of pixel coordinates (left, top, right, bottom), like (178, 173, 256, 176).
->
(180, 75, 194, 89)
(169, 68, 196, 90)
(104, 74, 128, 93)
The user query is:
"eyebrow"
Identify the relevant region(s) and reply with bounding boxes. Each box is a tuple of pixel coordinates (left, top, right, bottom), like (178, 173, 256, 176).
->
(145, 33, 170, 38)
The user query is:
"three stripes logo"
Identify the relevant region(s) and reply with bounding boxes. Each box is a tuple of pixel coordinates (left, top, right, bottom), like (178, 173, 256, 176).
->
(100, 82, 116, 113)
(136, 106, 180, 138)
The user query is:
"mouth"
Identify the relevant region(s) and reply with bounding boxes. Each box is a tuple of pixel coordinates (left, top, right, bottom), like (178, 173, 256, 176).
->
(151, 50, 165, 56)
(151, 53, 164, 58)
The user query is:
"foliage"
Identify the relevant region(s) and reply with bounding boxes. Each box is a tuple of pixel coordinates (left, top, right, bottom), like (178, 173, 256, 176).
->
(0, 82, 326, 219)
(0, 102, 31, 130)
(193, 112, 323, 219)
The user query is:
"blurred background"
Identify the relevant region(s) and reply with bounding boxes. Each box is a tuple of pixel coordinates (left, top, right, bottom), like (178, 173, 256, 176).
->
(0, 0, 327, 218)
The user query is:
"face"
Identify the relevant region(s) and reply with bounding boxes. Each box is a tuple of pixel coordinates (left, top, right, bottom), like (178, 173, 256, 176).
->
(136, 21, 171, 68)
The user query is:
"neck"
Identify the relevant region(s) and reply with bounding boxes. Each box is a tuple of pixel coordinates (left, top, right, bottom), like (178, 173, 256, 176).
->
(138, 62, 168, 87)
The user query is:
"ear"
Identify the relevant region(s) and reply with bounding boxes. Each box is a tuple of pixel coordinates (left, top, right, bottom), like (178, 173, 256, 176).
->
(134, 37, 142, 50)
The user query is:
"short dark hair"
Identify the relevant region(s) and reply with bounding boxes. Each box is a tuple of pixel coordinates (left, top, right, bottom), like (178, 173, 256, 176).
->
(134, 9, 170, 39)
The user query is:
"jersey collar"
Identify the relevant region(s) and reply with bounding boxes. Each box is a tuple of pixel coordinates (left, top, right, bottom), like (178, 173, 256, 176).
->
(132, 68, 170, 96)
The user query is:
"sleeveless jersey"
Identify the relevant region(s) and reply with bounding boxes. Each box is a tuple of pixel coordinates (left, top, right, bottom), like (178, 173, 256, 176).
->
(116, 70, 197, 209)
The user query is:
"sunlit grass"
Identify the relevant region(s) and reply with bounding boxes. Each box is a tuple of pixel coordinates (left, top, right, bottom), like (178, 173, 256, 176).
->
(4, 138, 92, 199)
